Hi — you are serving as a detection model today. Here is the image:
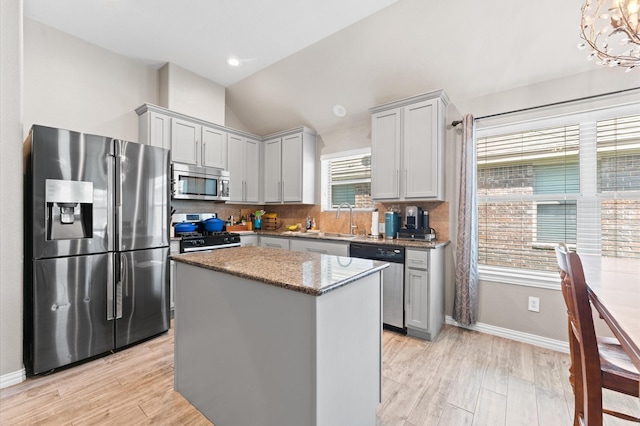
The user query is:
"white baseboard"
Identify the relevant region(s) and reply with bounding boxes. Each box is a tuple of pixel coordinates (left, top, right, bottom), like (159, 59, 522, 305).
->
(0, 368, 25, 389)
(445, 316, 569, 354)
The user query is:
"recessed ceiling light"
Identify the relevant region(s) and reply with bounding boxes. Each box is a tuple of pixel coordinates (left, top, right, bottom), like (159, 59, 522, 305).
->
(332, 104, 347, 117)
(227, 57, 240, 67)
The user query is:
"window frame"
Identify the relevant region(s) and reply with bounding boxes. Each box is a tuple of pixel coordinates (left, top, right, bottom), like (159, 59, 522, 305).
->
(475, 103, 640, 289)
(320, 148, 372, 212)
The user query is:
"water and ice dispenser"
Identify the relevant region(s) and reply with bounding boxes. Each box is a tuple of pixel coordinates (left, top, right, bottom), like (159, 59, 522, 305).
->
(45, 179, 94, 240)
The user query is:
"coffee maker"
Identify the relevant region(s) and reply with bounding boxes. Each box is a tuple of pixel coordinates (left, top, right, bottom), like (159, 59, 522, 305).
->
(397, 206, 436, 241)
(405, 205, 423, 229)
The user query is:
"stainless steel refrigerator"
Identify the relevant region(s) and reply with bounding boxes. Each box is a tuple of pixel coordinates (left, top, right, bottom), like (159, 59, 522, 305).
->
(23, 125, 170, 375)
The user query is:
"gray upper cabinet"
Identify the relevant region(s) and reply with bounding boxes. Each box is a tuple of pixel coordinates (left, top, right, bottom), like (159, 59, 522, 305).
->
(171, 118, 199, 165)
(370, 90, 449, 201)
(228, 133, 260, 203)
(136, 104, 227, 169)
(201, 126, 228, 169)
(263, 127, 316, 204)
(138, 109, 172, 151)
(137, 104, 315, 205)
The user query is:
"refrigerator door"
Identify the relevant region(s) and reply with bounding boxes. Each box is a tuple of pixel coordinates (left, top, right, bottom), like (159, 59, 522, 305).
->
(115, 140, 169, 251)
(27, 125, 113, 259)
(115, 247, 170, 349)
(29, 253, 114, 374)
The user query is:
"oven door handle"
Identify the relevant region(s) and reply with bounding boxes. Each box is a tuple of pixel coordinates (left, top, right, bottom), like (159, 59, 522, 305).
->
(181, 242, 241, 253)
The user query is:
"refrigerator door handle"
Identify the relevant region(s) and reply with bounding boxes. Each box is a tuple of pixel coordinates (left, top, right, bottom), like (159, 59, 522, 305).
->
(114, 141, 123, 250)
(107, 254, 114, 321)
(106, 151, 116, 252)
(116, 253, 124, 319)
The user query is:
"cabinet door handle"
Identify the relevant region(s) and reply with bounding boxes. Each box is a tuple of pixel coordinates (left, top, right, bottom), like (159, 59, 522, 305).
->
(307, 248, 327, 254)
(405, 169, 408, 193)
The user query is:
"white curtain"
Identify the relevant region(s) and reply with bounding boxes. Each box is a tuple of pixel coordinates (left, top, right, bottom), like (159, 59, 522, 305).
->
(453, 114, 478, 326)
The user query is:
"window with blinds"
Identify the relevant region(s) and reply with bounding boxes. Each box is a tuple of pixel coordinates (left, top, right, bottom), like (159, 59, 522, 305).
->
(597, 115, 640, 258)
(321, 150, 373, 210)
(477, 109, 640, 274)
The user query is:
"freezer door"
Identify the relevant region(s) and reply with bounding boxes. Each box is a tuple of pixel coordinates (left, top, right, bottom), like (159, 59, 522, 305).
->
(115, 140, 169, 251)
(29, 253, 114, 374)
(115, 247, 170, 349)
(27, 125, 113, 259)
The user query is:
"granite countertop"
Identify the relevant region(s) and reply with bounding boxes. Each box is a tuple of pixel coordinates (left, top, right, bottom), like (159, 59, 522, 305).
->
(171, 246, 388, 296)
(256, 230, 450, 249)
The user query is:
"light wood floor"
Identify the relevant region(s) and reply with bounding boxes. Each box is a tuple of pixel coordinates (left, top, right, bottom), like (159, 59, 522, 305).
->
(1, 322, 638, 425)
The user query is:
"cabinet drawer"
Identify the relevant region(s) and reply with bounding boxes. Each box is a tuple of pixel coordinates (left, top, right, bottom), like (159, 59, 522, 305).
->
(405, 249, 429, 270)
(259, 236, 290, 250)
(290, 239, 348, 256)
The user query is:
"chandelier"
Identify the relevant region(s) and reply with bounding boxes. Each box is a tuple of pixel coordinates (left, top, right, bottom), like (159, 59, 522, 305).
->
(578, 0, 640, 71)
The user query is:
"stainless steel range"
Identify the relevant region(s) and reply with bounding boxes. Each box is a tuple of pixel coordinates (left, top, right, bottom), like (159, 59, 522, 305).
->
(179, 232, 241, 252)
(172, 213, 241, 253)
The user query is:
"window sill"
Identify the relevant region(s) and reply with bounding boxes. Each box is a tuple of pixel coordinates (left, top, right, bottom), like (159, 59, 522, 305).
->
(479, 265, 561, 290)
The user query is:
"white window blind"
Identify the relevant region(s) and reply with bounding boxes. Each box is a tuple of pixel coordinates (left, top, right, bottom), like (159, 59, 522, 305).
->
(477, 106, 640, 274)
(597, 115, 640, 258)
(321, 149, 372, 210)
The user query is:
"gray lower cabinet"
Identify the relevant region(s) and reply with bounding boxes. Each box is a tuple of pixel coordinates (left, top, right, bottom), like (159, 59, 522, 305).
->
(289, 239, 349, 256)
(240, 234, 258, 247)
(404, 247, 444, 341)
(259, 235, 290, 250)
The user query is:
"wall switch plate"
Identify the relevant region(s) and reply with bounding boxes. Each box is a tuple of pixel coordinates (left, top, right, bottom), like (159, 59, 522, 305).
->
(528, 296, 540, 312)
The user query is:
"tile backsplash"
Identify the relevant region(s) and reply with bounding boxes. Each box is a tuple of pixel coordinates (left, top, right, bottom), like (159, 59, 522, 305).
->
(173, 200, 450, 241)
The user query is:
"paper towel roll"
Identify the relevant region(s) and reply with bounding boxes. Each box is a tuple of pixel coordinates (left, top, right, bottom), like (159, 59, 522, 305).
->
(371, 210, 379, 236)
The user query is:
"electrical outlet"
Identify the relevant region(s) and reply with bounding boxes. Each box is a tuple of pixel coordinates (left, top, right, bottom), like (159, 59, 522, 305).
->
(528, 296, 540, 312)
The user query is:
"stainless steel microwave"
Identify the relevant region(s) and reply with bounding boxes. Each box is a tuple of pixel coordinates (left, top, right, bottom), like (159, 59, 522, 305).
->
(171, 163, 230, 201)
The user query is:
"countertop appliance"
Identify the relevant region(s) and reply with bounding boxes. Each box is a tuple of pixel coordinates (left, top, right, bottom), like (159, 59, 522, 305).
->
(172, 163, 229, 201)
(172, 213, 241, 253)
(23, 125, 170, 375)
(398, 208, 436, 241)
(385, 211, 401, 239)
(349, 242, 405, 332)
(405, 206, 423, 229)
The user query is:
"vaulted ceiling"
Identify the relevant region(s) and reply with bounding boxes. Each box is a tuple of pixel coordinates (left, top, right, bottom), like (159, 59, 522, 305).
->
(25, 0, 604, 135)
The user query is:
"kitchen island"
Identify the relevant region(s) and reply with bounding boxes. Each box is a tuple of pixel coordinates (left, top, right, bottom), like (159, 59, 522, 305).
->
(171, 246, 388, 426)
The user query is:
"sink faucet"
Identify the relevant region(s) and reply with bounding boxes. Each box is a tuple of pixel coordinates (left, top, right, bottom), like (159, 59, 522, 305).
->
(336, 202, 357, 235)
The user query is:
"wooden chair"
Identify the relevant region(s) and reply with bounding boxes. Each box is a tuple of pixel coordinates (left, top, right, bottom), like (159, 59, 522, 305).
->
(555, 244, 640, 425)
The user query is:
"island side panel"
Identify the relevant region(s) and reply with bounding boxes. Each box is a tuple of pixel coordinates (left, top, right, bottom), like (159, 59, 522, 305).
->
(174, 263, 316, 426)
(315, 271, 382, 426)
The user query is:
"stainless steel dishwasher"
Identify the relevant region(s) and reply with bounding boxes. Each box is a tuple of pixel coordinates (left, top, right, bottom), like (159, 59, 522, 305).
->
(349, 242, 405, 333)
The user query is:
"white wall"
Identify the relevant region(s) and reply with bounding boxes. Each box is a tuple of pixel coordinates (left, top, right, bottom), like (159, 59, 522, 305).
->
(0, 0, 25, 386)
(1, 20, 231, 387)
(160, 62, 226, 126)
(23, 18, 159, 141)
